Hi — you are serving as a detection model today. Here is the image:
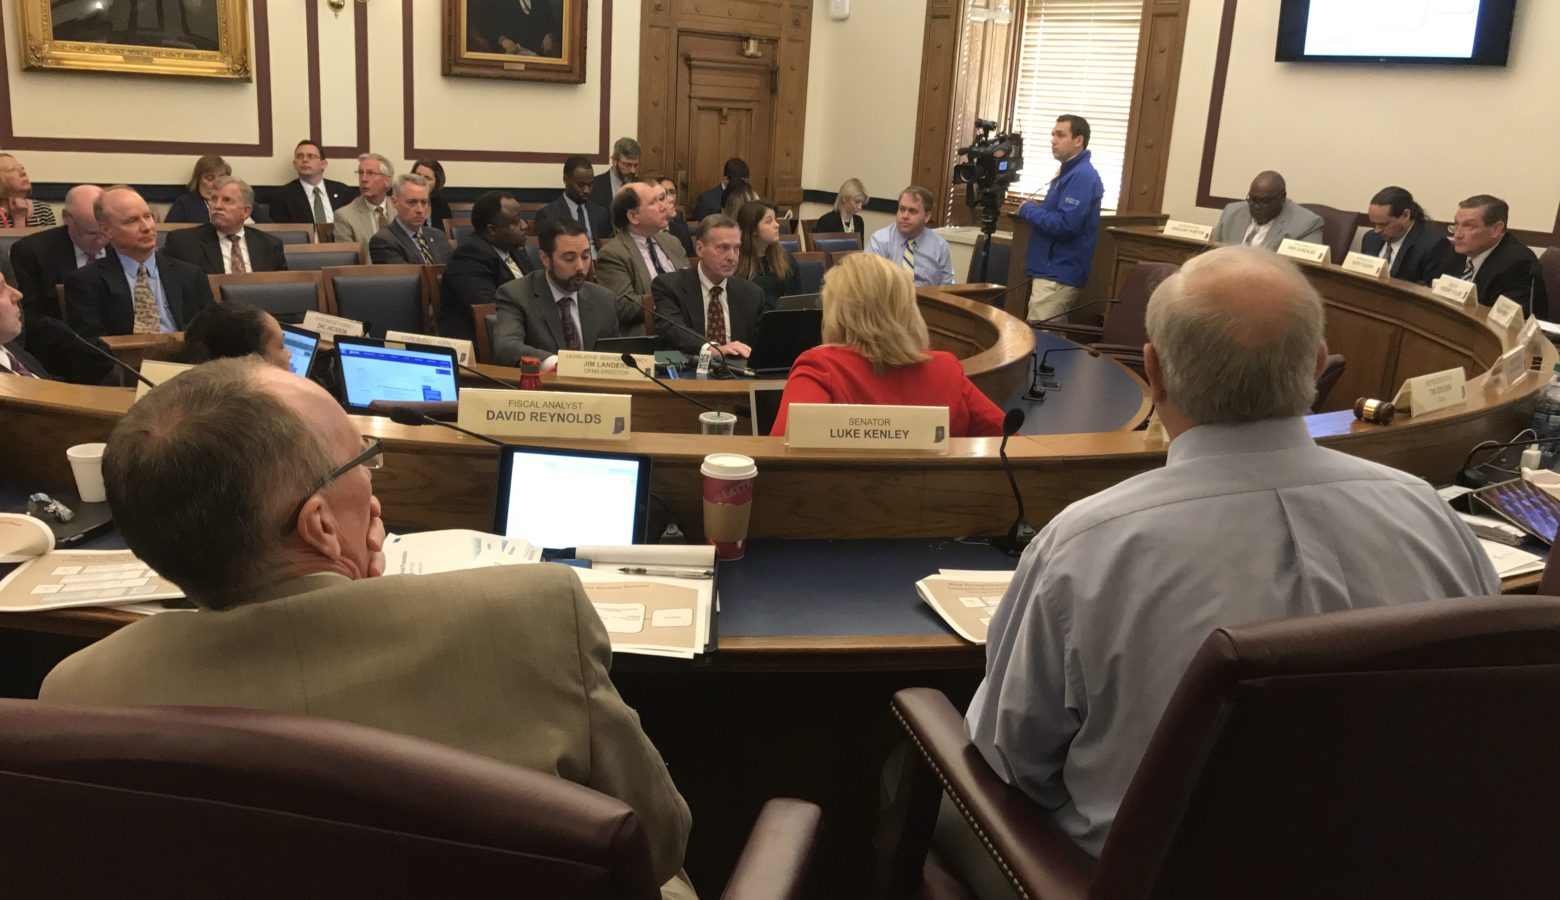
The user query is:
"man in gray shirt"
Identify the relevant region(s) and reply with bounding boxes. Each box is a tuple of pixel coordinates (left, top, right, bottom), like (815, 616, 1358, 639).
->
(965, 246, 1498, 871)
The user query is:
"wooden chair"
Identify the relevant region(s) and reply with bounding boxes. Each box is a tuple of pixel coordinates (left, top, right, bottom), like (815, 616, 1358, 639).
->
(448, 200, 475, 215)
(1312, 353, 1348, 413)
(793, 252, 828, 294)
(207, 271, 327, 324)
(471, 303, 497, 364)
(249, 222, 318, 245)
(778, 236, 802, 254)
(320, 264, 428, 338)
(443, 218, 476, 244)
(284, 241, 368, 271)
(420, 264, 446, 334)
(826, 249, 860, 267)
(313, 223, 336, 243)
(642, 294, 656, 337)
(0, 226, 54, 257)
(155, 222, 198, 248)
(808, 232, 864, 254)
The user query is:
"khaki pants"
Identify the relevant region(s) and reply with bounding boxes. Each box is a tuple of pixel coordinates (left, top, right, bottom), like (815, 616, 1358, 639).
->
(1026, 278, 1082, 323)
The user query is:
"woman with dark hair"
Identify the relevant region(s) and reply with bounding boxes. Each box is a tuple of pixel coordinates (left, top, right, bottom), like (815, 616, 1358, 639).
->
(176, 302, 292, 371)
(413, 159, 453, 231)
(165, 154, 232, 224)
(735, 201, 800, 312)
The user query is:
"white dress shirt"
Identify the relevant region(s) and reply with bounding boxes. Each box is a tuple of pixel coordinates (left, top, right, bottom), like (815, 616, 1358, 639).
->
(1242, 219, 1273, 247)
(299, 178, 335, 223)
(967, 417, 1499, 858)
(1465, 245, 1495, 279)
(220, 230, 252, 274)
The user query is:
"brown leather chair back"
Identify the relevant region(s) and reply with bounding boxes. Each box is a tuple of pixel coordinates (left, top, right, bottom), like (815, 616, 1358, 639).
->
(1540, 248, 1559, 315)
(1092, 595, 1560, 900)
(1099, 261, 1177, 348)
(1300, 202, 1358, 264)
(472, 302, 497, 363)
(1311, 351, 1347, 412)
(0, 701, 661, 898)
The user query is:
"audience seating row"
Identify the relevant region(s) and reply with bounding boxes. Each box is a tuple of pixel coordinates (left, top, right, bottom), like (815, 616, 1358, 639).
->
(209, 265, 442, 338)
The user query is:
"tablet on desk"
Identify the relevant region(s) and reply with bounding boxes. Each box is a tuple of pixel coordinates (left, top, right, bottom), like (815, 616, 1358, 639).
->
(335, 336, 459, 413)
(280, 324, 321, 380)
(493, 445, 652, 549)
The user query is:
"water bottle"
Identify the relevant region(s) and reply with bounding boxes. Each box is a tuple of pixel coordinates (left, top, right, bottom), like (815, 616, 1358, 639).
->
(1531, 363, 1560, 466)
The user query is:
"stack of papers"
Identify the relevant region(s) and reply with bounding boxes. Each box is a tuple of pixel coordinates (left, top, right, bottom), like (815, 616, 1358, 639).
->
(571, 545, 716, 659)
(915, 569, 1015, 645)
(384, 530, 540, 574)
(0, 549, 185, 612)
(1478, 538, 1546, 579)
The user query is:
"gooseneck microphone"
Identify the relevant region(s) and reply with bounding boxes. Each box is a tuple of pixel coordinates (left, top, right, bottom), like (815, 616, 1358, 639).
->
(388, 406, 508, 448)
(1026, 345, 1101, 401)
(993, 408, 1036, 556)
(457, 360, 519, 390)
(640, 299, 756, 378)
(618, 352, 718, 413)
(33, 318, 157, 388)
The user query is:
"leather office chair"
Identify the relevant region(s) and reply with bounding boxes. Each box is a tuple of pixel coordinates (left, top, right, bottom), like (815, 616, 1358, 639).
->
(155, 222, 198, 248)
(322, 264, 426, 338)
(810, 233, 864, 255)
(779, 236, 802, 254)
(471, 304, 498, 363)
(1042, 261, 1179, 378)
(209, 270, 327, 323)
(1300, 202, 1358, 264)
(1312, 352, 1347, 412)
(285, 241, 368, 270)
(875, 595, 1560, 900)
(0, 701, 821, 898)
(444, 218, 476, 244)
(250, 222, 317, 246)
(794, 252, 827, 294)
(524, 237, 545, 271)
(965, 234, 1011, 286)
(1540, 248, 1559, 314)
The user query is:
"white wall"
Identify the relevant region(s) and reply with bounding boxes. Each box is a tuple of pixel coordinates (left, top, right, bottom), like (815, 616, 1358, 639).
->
(1161, 0, 1560, 236)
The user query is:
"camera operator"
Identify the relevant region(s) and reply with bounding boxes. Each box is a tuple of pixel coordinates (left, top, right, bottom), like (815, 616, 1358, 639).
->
(1017, 114, 1104, 323)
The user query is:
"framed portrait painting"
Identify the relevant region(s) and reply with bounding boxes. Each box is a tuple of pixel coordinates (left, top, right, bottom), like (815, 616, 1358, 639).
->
(443, 0, 587, 84)
(17, 0, 252, 80)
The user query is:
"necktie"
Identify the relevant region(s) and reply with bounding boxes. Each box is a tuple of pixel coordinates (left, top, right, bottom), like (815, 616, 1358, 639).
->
(559, 296, 582, 350)
(229, 235, 247, 274)
(311, 186, 327, 224)
(901, 239, 916, 274)
(706, 284, 727, 345)
(503, 253, 523, 278)
(4, 348, 35, 378)
(412, 229, 434, 264)
(133, 263, 160, 334)
(646, 236, 666, 275)
(575, 202, 592, 238)
(1243, 223, 1258, 246)
(373, 205, 388, 233)
(1462, 258, 1475, 281)
(1380, 242, 1393, 264)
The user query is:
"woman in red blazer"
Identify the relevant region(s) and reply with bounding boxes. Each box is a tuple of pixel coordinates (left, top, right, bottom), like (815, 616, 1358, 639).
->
(770, 253, 1005, 437)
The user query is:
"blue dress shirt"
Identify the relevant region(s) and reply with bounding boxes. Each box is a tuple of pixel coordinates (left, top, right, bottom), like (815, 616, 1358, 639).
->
(866, 225, 955, 287)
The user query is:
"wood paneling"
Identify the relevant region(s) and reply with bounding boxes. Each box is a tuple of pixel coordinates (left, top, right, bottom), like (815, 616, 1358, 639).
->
(908, 0, 962, 210)
(1120, 0, 1189, 213)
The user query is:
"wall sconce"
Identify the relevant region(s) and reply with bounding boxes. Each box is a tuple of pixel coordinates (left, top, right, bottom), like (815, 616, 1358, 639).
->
(740, 37, 762, 58)
(326, 0, 368, 18)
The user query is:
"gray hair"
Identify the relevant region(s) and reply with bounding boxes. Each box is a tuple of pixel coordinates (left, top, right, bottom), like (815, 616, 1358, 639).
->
(210, 175, 254, 206)
(102, 358, 333, 608)
(392, 172, 429, 195)
(357, 152, 393, 178)
(1144, 246, 1324, 425)
(612, 136, 642, 159)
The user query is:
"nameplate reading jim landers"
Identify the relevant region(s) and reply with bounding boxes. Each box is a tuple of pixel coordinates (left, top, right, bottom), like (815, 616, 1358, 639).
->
(1276, 239, 1330, 264)
(1162, 220, 1212, 241)
(1392, 367, 1467, 416)
(301, 311, 366, 340)
(457, 389, 632, 442)
(783, 404, 950, 452)
(385, 331, 475, 366)
(1341, 252, 1389, 280)
(556, 350, 657, 382)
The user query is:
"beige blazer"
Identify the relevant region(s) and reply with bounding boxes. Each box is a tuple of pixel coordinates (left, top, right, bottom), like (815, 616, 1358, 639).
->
(332, 195, 394, 246)
(595, 230, 690, 335)
(41, 564, 695, 896)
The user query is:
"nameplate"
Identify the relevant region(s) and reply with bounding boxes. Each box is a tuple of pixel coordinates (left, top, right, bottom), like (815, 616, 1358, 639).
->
(783, 404, 949, 452)
(1276, 239, 1330, 264)
(556, 350, 656, 382)
(1341, 251, 1389, 280)
(457, 388, 631, 442)
(1391, 367, 1467, 416)
(1486, 296, 1524, 342)
(301, 310, 366, 340)
(1518, 318, 1542, 359)
(134, 360, 195, 399)
(385, 331, 474, 366)
(1429, 275, 1477, 309)
(1162, 220, 1212, 242)
(1488, 344, 1528, 392)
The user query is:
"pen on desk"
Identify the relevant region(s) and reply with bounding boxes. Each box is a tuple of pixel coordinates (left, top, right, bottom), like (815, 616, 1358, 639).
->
(617, 566, 714, 579)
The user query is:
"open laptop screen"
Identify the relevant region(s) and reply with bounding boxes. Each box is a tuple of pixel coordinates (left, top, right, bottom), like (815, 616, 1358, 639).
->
(280, 324, 320, 379)
(493, 445, 651, 549)
(335, 336, 459, 412)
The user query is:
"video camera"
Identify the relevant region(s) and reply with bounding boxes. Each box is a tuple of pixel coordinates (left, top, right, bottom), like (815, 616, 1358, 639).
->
(953, 118, 1024, 212)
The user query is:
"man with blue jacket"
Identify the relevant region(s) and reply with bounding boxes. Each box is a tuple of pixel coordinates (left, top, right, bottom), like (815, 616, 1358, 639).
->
(1019, 115, 1104, 323)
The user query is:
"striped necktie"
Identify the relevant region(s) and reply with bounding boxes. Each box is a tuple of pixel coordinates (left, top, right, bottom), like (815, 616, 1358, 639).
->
(412, 229, 434, 264)
(901, 238, 916, 274)
(1461, 257, 1475, 281)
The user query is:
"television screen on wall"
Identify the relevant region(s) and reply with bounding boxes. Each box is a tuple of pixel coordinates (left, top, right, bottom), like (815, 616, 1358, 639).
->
(1275, 0, 1517, 66)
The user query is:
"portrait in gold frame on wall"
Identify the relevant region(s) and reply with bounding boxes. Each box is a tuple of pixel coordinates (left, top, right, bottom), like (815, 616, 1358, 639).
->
(443, 0, 587, 84)
(16, 0, 252, 81)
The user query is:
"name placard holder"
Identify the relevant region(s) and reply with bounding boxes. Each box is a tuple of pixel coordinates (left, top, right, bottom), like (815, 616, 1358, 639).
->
(134, 360, 195, 399)
(1429, 276, 1478, 310)
(1487, 344, 1529, 392)
(457, 388, 632, 442)
(1391, 367, 1468, 416)
(301, 311, 367, 341)
(1162, 220, 1212, 242)
(1341, 251, 1389, 280)
(1276, 239, 1331, 265)
(1517, 318, 1543, 361)
(784, 404, 950, 452)
(385, 331, 475, 366)
(1486, 296, 1524, 344)
(556, 350, 657, 382)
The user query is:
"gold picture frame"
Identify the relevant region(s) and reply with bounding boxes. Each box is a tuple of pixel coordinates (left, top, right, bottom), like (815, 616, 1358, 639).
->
(443, 0, 587, 85)
(17, 0, 253, 81)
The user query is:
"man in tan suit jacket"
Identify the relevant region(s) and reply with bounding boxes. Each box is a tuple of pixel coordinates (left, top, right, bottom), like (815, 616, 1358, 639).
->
(597, 181, 689, 335)
(39, 357, 696, 900)
(332, 151, 396, 246)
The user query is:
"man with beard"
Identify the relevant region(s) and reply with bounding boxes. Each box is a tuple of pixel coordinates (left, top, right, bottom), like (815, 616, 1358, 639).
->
(492, 217, 619, 368)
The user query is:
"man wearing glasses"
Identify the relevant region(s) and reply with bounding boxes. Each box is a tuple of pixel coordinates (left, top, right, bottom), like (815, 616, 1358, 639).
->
(265, 139, 357, 225)
(331, 153, 397, 246)
(1449, 194, 1548, 319)
(1211, 171, 1324, 251)
(40, 358, 698, 900)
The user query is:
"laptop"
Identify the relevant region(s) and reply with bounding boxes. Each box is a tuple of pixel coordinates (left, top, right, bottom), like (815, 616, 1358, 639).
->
(334, 335, 460, 413)
(280, 324, 321, 380)
(492, 445, 652, 549)
(595, 336, 660, 357)
(745, 308, 824, 374)
(776, 293, 822, 310)
(747, 380, 788, 436)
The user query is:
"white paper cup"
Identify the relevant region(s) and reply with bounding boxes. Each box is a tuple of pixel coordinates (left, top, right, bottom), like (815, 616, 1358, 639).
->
(66, 442, 108, 504)
(699, 411, 738, 435)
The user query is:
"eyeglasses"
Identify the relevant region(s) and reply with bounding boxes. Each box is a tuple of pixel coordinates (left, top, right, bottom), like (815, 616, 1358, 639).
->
(354, 169, 385, 178)
(294, 152, 322, 161)
(281, 436, 383, 535)
(1246, 193, 1284, 207)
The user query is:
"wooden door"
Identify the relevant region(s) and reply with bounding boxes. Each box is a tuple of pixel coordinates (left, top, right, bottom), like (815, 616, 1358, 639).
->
(674, 34, 775, 206)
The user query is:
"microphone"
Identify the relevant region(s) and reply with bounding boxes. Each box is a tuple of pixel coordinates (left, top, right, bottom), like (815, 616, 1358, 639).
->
(618, 352, 718, 413)
(992, 408, 1036, 556)
(642, 298, 756, 378)
(1026, 345, 1101, 401)
(457, 360, 518, 390)
(388, 406, 508, 448)
(1027, 297, 1118, 328)
(33, 317, 156, 388)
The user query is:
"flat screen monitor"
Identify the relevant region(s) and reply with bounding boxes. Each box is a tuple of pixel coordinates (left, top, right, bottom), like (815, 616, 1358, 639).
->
(280, 324, 321, 380)
(334, 335, 459, 412)
(493, 445, 652, 549)
(1275, 0, 1516, 66)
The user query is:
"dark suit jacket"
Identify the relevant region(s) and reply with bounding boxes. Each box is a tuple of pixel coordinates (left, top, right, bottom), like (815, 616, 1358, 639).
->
(650, 267, 763, 356)
(368, 222, 454, 266)
(1471, 233, 1548, 319)
(590, 171, 621, 209)
(439, 233, 533, 341)
(534, 194, 613, 243)
(12, 226, 83, 324)
(163, 192, 211, 225)
(814, 210, 865, 237)
(493, 270, 620, 366)
(63, 249, 214, 382)
(692, 186, 724, 223)
(266, 178, 358, 224)
(163, 225, 289, 276)
(1360, 219, 1457, 286)
(666, 215, 695, 258)
(469, 0, 561, 56)
(3, 340, 49, 379)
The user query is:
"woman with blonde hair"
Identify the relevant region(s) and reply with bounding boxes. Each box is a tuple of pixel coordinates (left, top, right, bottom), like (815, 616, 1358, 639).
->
(770, 253, 1004, 437)
(165, 154, 232, 223)
(815, 178, 867, 235)
(736, 200, 800, 311)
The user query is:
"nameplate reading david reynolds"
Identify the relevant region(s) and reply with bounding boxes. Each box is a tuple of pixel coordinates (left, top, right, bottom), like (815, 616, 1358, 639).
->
(783, 404, 950, 452)
(458, 389, 632, 442)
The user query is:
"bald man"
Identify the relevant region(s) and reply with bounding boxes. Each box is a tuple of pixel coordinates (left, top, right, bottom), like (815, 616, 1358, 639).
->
(963, 246, 1496, 873)
(596, 181, 689, 334)
(9, 185, 111, 377)
(1210, 170, 1324, 250)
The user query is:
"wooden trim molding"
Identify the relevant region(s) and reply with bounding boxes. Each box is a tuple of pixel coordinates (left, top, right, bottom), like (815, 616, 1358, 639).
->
(1119, 0, 1189, 213)
(908, 0, 962, 221)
